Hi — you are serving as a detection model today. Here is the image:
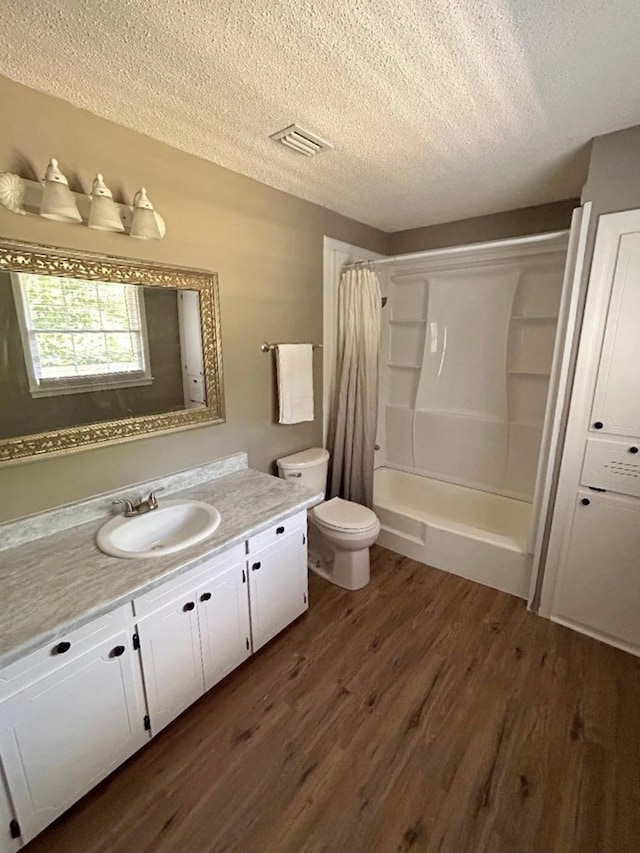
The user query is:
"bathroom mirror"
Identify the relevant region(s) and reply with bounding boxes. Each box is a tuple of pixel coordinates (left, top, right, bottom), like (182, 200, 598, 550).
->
(0, 239, 224, 463)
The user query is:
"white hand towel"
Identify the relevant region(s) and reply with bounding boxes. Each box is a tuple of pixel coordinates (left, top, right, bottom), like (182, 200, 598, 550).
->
(276, 344, 314, 424)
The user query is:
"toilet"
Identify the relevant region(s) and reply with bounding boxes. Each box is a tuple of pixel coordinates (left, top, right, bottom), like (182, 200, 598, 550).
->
(276, 447, 380, 590)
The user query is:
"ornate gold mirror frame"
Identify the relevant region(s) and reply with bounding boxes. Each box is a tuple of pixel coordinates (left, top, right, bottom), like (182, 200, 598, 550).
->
(0, 239, 225, 464)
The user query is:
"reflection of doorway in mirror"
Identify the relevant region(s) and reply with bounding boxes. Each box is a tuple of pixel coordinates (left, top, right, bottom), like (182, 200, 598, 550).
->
(178, 290, 206, 409)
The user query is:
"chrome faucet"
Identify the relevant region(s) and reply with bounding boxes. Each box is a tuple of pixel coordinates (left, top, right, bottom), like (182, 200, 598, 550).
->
(112, 488, 164, 517)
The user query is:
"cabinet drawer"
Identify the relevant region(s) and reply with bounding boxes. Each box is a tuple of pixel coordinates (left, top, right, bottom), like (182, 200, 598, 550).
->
(133, 543, 245, 618)
(247, 510, 307, 554)
(582, 437, 640, 498)
(0, 605, 131, 702)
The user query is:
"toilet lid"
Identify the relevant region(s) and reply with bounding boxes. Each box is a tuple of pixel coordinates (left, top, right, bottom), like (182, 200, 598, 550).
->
(313, 497, 378, 532)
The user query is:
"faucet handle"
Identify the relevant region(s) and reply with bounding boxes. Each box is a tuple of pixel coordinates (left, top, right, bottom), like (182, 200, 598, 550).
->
(112, 498, 135, 516)
(147, 487, 165, 509)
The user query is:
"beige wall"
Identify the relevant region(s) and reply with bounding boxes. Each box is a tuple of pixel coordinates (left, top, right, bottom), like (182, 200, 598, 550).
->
(582, 125, 640, 215)
(0, 76, 388, 522)
(388, 199, 579, 255)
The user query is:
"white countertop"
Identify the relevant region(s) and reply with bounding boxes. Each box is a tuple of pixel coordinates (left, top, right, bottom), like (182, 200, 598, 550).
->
(0, 468, 322, 668)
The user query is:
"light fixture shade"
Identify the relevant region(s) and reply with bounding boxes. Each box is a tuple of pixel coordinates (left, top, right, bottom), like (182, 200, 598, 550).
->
(40, 180, 82, 223)
(129, 207, 162, 239)
(39, 158, 82, 223)
(88, 175, 125, 232)
(129, 188, 161, 239)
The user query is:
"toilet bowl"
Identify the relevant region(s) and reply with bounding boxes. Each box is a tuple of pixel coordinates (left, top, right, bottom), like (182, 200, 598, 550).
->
(276, 448, 380, 590)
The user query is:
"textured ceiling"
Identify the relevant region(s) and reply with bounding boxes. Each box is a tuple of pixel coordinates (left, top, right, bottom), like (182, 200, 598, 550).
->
(1, 0, 639, 231)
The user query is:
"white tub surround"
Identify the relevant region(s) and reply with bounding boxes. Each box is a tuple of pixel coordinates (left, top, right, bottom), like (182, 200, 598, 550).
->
(362, 231, 574, 599)
(374, 468, 531, 598)
(376, 232, 569, 503)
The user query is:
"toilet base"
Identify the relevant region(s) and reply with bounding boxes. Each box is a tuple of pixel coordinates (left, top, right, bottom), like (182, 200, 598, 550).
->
(308, 528, 371, 590)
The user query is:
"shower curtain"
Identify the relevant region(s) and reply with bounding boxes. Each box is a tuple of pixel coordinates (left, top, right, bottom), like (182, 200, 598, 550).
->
(328, 265, 381, 508)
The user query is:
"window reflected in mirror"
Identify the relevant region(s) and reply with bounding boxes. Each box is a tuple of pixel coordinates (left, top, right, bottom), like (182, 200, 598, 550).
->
(1, 272, 207, 440)
(0, 241, 223, 462)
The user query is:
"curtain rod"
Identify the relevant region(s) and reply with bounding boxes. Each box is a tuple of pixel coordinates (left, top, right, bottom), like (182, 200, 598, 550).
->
(341, 229, 570, 270)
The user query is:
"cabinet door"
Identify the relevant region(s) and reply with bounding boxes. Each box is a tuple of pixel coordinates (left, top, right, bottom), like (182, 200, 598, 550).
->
(0, 767, 19, 853)
(249, 530, 308, 652)
(196, 562, 251, 692)
(0, 631, 147, 844)
(591, 229, 640, 437)
(552, 492, 640, 649)
(137, 593, 204, 734)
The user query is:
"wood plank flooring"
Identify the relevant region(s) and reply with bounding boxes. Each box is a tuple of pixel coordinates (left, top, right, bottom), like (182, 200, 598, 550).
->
(26, 546, 640, 853)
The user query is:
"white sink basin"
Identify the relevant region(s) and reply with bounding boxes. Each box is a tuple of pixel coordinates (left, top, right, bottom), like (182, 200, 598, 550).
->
(97, 500, 221, 559)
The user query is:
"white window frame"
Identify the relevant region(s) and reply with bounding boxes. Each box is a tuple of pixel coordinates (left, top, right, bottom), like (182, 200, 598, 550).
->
(11, 272, 153, 398)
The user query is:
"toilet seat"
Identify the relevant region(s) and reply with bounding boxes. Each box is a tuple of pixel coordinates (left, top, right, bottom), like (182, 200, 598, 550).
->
(312, 497, 378, 533)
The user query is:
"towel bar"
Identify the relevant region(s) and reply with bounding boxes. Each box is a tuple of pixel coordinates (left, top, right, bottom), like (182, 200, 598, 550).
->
(260, 341, 323, 352)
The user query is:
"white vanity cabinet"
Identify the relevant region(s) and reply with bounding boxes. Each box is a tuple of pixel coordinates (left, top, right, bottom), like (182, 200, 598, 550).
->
(248, 514, 308, 651)
(134, 544, 252, 733)
(0, 508, 310, 846)
(0, 607, 147, 845)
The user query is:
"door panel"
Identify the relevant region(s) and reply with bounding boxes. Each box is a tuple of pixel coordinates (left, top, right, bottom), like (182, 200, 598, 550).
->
(0, 766, 18, 853)
(553, 491, 640, 647)
(249, 531, 308, 652)
(0, 631, 146, 843)
(591, 231, 640, 437)
(197, 563, 251, 692)
(137, 596, 203, 734)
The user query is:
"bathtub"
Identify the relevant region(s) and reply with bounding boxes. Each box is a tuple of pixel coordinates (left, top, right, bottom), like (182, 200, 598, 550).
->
(373, 467, 532, 597)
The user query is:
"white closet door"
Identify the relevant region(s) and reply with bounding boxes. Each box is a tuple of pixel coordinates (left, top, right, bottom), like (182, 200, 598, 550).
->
(552, 491, 640, 650)
(591, 228, 640, 437)
(0, 631, 147, 844)
(137, 595, 204, 734)
(196, 562, 251, 692)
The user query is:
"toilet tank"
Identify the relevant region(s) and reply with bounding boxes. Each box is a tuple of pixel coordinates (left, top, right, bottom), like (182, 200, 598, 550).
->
(277, 447, 330, 495)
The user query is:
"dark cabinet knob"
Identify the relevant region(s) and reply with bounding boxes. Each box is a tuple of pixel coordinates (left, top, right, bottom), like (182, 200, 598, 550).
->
(581, 498, 590, 506)
(276, 526, 285, 535)
(629, 447, 639, 454)
(183, 601, 195, 612)
(110, 645, 125, 658)
(52, 641, 71, 655)
(252, 561, 261, 571)
(200, 592, 212, 602)
(593, 421, 604, 430)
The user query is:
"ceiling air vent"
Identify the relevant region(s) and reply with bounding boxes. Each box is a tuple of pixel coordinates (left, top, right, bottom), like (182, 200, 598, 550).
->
(270, 124, 333, 156)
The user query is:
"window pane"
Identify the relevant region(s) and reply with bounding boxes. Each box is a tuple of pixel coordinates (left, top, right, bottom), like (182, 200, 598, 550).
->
(72, 332, 108, 375)
(65, 282, 102, 331)
(106, 332, 140, 373)
(17, 273, 147, 385)
(98, 284, 134, 329)
(24, 279, 67, 330)
(36, 332, 77, 377)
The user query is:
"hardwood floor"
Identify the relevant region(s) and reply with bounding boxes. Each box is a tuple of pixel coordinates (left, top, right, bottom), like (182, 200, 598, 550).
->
(26, 546, 640, 853)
